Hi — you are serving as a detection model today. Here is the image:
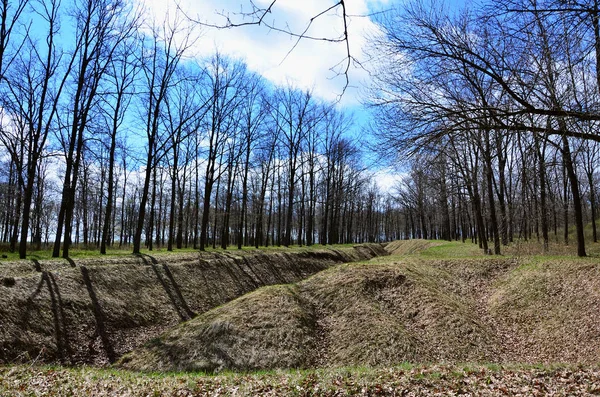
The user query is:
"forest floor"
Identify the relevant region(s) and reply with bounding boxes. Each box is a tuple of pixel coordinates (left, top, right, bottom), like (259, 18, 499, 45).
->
(2, 240, 600, 395)
(2, 363, 600, 396)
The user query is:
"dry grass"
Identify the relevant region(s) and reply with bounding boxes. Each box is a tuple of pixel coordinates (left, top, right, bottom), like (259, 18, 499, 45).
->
(489, 258, 600, 364)
(120, 241, 600, 373)
(5, 239, 600, 395)
(119, 284, 317, 373)
(0, 244, 387, 366)
(302, 261, 497, 366)
(120, 258, 500, 372)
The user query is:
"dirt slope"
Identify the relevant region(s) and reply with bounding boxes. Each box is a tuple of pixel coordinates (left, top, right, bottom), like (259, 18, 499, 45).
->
(489, 259, 600, 363)
(0, 244, 387, 365)
(119, 259, 500, 372)
(120, 253, 600, 372)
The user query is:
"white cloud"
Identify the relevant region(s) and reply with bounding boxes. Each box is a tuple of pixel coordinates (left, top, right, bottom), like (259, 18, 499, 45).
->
(373, 167, 406, 193)
(137, 0, 387, 104)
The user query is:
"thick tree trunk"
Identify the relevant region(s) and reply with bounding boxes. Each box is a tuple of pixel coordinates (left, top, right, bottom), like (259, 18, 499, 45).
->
(562, 135, 586, 257)
(588, 171, 598, 243)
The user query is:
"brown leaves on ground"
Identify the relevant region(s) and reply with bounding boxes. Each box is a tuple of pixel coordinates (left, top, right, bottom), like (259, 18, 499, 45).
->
(2, 364, 600, 396)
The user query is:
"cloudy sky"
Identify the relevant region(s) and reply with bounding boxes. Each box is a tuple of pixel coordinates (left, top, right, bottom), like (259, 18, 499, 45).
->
(140, 0, 390, 105)
(137, 0, 403, 190)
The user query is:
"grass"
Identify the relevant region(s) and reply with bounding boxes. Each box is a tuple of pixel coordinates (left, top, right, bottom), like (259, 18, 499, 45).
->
(119, 254, 499, 372)
(2, 362, 599, 396)
(416, 240, 486, 258)
(0, 242, 359, 262)
(120, 283, 317, 372)
(5, 238, 600, 394)
(118, 238, 600, 373)
(0, 243, 387, 366)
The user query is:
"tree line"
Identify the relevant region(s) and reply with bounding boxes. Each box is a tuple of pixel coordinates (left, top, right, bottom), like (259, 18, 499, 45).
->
(367, 0, 600, 257)
(0, 0, 397, 259)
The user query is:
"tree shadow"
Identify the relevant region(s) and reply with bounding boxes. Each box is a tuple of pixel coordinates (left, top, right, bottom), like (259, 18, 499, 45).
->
(31, 258, 42, 272)
(138, 254, 195, 322)
(261, 253, 292, 283)
(240, 255, 266, 286)
(22, 260, 73, 363)
(65, 257, 76, 268)
(161, 262, 196, 319)
(19, 263, 46, 339)
(80, 265, 116, 363)
(217, 253, 257, 294)
(44, 271, 73, 363)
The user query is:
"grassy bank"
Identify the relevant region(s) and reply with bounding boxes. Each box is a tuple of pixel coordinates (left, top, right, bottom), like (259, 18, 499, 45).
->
(0, 244, 387, 365)
(3, 240, 600, 395)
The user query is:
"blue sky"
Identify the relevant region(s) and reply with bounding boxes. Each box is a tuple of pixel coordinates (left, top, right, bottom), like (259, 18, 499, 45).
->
(136, 0, 406, 189)
(140, 0, 391, 104)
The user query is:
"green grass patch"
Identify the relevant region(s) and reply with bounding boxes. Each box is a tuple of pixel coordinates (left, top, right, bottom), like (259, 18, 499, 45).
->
(417, 241, 484, 258)
(0, 243, 360, 262)
(2, 363, 598, 397)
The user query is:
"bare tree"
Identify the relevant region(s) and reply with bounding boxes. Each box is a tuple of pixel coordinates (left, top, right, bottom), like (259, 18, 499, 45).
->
(0, 0, 75, 259)
(198, 54, 247, 251)
(181, 0, 355, 95)
(100, 32, 140, 254)
(53, 0, 138, 258)
(132, 11, 195, 254)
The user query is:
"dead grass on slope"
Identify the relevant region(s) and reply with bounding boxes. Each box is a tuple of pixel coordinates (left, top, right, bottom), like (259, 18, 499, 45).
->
(119, 284, 316, 373)
(119, 249, 600, 373)
(303, 262, 498, 366)
(0, 245, 387, 366)
(120, 259, 498, 372)
(489, 258, 600, 364)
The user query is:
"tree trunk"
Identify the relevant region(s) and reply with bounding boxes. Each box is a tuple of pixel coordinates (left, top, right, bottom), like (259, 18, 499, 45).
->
(561, 135, 586, 257)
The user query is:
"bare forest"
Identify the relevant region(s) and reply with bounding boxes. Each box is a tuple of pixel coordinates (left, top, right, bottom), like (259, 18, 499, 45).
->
(0, 0, 599, 259)
(368, 0, 600, 257)
(0, 0, 397, 260)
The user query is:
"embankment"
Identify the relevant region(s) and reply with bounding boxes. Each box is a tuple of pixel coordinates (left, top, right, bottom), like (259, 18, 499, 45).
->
(0, 244, 387, 365)
(120, 250, 600, 372)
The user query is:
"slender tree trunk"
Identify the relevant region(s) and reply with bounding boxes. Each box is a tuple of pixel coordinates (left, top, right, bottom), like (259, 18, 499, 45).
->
(590, 171, 598, 243)
(484, 130, 501, 255)
(239, 142, 251, 249)
(563, 160, 569, 245)
(176, 165, 186, 249)
(168, 153, 178, 251)
(534, 134, 550, 251)
(133, 142, 153, 254)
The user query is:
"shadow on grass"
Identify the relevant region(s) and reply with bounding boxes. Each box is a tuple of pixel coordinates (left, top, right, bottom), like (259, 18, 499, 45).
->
(138, 254, 195, 322)
(81, 265, 116, 363)
(18, 259, 73, 363)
